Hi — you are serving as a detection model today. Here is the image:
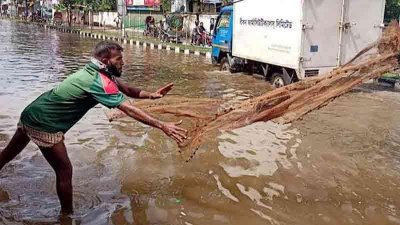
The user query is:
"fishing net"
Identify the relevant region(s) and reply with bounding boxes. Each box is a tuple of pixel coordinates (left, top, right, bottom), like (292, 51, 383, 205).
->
(107, 22, 400, 161)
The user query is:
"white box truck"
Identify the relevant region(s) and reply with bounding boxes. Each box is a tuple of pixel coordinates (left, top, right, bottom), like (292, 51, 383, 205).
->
(211, 0, 386, 87)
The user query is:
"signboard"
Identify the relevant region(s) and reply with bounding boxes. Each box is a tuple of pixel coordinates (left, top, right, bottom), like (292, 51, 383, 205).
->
(144, 0, 160, 6)
(126, 0, 160, 6)
(132, 0, 144, 5)
(126, 0, 160, 10)
(202, 0, 222, 3)
(118, 0, 126, 15)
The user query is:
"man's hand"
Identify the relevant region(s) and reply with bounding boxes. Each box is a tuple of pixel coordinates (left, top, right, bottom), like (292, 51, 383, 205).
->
(160, 120, 188, 144)
(116, 79, 175, 100)
(149, 83, 174, 99)
(118, 101, 187, 145)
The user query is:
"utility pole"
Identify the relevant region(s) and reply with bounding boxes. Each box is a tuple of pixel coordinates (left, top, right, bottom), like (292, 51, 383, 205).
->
(13, 0, 16, 18)
(89, 5, 92, 33)
(117, 0, 126, 37)
(24, 0, 27, 19)
(122, 0, 126, 37)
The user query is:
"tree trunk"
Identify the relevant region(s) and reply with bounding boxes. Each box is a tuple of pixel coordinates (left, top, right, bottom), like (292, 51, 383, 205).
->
(24, 0, 27, 19)
(68, 6, 72, 27)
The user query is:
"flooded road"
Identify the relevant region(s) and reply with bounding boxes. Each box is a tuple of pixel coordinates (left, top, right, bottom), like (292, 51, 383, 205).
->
(1, 20, 400, 225)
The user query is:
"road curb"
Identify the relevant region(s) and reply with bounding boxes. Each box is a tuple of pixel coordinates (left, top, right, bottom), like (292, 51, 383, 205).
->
(38, 24, 212, 60)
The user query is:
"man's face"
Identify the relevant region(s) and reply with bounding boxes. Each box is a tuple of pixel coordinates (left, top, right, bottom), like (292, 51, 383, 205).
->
(106, 49, 124, 76)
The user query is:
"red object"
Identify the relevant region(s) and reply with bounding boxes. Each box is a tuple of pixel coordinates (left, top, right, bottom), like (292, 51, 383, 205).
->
(99, 73, 119, 94)
(144, 0, 160, 6)
(54, 12, 62, 20)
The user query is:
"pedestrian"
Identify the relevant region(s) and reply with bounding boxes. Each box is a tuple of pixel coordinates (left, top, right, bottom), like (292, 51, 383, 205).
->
(114, 16, 120, 29)
(191, 20, 200, 45)
(210, 18, 215, 35)
(198, 22, 207, 46)
(198, 22, 206, 34)
(0, 41, 187, 215)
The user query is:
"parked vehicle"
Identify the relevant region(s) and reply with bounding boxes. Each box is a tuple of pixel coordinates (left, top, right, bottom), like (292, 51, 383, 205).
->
(158, 13, 183, 43)
(143, 16, 159, 38)
(53, 11, 63, 26)
(212, 0, 386, 87)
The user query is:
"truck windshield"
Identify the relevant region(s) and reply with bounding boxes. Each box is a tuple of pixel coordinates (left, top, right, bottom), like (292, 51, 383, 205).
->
(216, 11, 231, 29)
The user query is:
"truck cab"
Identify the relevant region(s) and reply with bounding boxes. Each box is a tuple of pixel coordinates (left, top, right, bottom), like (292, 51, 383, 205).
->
(211, 5, 295, 87)
(211, 6, 233, 70)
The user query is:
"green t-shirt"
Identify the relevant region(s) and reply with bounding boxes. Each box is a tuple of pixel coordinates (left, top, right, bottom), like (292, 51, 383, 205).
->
(20, 62, 127, 133)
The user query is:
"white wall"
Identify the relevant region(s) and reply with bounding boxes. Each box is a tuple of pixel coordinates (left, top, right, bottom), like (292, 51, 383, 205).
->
(93, 11, 119, 27)
(171, 0, 187, 13)
(183, 14, 218, 34)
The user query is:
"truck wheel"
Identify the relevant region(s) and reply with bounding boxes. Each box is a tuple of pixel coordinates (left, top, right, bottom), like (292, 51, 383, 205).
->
(271, 72, 291, 88)
(220, 57, 231, 72)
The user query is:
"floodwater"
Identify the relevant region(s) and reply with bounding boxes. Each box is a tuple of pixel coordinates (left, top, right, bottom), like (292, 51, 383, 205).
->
(0, 20, 400, 225)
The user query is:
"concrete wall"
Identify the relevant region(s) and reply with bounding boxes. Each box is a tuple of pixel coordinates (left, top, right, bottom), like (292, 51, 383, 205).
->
(171, 0, 187, 13)
(171, 0, 220, 13)
(183, 14, 218, 34)
(93, 11, 119, 27)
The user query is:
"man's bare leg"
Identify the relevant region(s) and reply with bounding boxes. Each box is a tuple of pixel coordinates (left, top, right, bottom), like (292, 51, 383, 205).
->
(39, 142, 73, 214)
(0, 128, 30, 171)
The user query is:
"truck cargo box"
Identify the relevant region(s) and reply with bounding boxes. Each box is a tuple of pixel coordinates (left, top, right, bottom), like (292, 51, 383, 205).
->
(232, 0, 386, 79)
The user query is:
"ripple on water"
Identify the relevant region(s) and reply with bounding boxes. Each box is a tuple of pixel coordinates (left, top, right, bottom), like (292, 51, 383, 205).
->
(218, 121, 301, 177)
(73, 191, 102, 215)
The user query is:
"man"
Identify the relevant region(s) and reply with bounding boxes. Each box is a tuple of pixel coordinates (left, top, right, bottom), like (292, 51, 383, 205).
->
(198, 22, 206, 36)
(81, 14, 85, 25)
(197, 22, 208, 46)
(191, 20, 200, 45)
(210, 18, 215, 35)
(0, 41, 187, 215)
(114, 15, 121, 29)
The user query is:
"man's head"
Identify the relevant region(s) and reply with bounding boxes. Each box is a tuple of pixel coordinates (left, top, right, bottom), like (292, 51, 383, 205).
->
(93, 41, 124, 77)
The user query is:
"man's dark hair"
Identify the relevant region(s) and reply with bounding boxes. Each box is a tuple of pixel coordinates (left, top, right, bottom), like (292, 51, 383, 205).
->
(93, 41, 123, 59)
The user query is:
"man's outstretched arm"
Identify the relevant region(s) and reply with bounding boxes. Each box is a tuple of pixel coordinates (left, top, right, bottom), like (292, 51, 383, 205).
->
(117, 101, 187, 144)
(116, 78, 174, 99)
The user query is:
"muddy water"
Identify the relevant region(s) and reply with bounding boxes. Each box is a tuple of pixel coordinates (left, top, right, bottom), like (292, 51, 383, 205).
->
(0, 20, 399, 225)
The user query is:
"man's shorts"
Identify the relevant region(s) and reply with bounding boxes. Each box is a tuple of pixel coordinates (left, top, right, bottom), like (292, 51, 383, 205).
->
(17, 121, 64, 148)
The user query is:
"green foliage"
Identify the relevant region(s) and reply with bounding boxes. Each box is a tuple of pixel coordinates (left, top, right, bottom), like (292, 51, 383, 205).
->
(221, 0, 230, 5)
(97, 0, 115, 11)
(385, 0, 400, 22)
(53, 3, 66, 11)
(161, 0, 171, 12)
(56, 0, 116, 12)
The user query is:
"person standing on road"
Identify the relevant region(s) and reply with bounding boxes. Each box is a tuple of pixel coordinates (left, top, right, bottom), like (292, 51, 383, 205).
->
(114, 15, 121, 29)
(210, 18, 215, 35)
(0, 41, 187, 215)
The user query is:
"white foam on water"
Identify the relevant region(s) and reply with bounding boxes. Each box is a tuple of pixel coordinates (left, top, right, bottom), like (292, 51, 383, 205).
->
(218, 121, 299, 178)
(213, 174, 239, 202)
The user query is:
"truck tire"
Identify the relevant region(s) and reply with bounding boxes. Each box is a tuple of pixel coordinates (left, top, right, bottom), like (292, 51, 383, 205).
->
(220, 57, 231, 72)
(271, 72, 291, 88)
